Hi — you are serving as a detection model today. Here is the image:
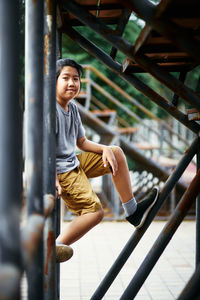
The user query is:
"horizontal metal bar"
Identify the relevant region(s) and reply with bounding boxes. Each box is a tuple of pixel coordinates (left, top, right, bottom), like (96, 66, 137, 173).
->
(91, 137, 198, 299)
(120, 168, 200, 299)
(62, 0, 200, 111)
(62, 24, 200, 135)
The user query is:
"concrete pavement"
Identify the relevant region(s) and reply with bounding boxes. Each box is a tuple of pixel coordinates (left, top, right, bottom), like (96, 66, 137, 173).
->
(60, 220, 195, 300)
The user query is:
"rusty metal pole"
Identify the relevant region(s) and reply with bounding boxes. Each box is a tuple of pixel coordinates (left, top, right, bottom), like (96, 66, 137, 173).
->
(120, 169, 200, 300)
(25, 0, 44, 298)
(43, 0, 57, 299)
(0, 0, 22, 298)
(55, 28, 63, 300)
(90, 138, 198, 300)
(196, 136, 200, 267)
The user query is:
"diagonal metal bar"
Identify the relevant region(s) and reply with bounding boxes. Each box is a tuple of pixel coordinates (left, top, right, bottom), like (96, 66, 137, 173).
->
(124, 0, 200, 64)
(172, 71, 187, 107)
(110, 8, 131, 59)
(177, 263, 200, 300)
(120, 168, 200, 299)
(62, 0, 200, 111)
(84, 65, 190, 146)
(90, 137, 198, 300)
(132, 53, 200, 111)
(62, 24, 200, 135)
(90, 79, 184, 155)
(78, 103, 187, 193)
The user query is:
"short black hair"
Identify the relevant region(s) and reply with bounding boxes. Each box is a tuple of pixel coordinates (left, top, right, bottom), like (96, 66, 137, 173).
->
(56, 58, 83, 80)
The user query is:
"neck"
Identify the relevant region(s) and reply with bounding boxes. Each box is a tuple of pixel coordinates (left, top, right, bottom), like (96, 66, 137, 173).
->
(57, 98, 70, 112)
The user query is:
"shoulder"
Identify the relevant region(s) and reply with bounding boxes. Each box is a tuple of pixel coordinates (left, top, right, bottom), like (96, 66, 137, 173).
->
(69, 101, 80, 117)
(69, 100, 78, 111)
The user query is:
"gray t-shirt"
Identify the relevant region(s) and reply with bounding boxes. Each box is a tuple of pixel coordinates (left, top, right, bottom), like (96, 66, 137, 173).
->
(56, 101, 85, 174)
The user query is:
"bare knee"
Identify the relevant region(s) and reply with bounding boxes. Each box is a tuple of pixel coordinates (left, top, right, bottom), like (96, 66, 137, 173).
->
(113, 146, 126, 163)
(93, 208, 104, 225)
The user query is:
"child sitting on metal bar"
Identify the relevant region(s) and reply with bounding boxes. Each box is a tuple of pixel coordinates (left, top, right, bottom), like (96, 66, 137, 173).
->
(55, 58, 159, 263)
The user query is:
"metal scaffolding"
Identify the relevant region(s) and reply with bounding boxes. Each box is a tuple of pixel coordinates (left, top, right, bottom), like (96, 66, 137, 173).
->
(0, 0, 200, 299)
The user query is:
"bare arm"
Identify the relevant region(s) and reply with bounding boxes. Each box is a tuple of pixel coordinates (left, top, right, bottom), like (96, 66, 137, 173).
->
(77, 136, 118, 176)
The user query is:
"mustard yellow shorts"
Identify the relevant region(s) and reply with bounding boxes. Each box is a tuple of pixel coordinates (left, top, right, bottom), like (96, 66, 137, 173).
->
(58, 147, 116, 215)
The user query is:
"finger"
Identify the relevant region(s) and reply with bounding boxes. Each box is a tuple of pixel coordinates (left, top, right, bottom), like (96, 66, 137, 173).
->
(103, 156, 108, 168)
(109, 161, 116, 176)
(58, 186, 62, 197)
(110, 159, 118, 176)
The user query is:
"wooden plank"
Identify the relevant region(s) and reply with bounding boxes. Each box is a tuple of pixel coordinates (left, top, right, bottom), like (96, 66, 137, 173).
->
(186, 108, 200, 121)
(116, 127, 138, 134)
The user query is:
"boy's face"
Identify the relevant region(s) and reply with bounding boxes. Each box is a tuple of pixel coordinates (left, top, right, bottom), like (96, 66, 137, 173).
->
(56, 66, 80, 103)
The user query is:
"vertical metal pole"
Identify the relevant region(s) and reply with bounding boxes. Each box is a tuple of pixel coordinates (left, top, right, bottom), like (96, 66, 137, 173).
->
(196, 136, 200, 267)
(0, 0, 22, 298)
(55, 29, 63, 300)
(43, 0, 57, 299)
(195, 76, 200, 268)
(25, 0, 44, 299)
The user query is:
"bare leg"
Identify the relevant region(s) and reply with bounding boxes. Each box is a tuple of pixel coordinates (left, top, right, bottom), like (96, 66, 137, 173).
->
(56, 209, 104, 245)
(111, 146, 134, 203)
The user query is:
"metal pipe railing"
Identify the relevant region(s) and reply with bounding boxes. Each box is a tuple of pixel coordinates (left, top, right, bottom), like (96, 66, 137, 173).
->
(25, 0, 44, 298)
(83, 64, 190, 146)
(89, 79, 184, 155)
(0, 1, 22, 298)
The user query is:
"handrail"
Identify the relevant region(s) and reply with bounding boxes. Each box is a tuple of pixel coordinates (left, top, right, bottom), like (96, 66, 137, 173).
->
(89, 79, 184, 155)
(82, 64, 190, 147)
(78, 65, 190, 156)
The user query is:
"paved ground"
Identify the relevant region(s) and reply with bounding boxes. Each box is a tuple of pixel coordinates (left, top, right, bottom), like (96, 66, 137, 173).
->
(60, 220, 195, 300)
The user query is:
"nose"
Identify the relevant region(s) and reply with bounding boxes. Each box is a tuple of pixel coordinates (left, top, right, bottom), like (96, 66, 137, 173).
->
(68, 78, 75, 86)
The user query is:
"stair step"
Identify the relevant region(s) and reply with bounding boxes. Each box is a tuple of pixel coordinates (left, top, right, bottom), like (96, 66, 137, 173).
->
(186, 108, 200, 121)
(133, 143, 159, 150)
(116, 127, 138, 134)
(90, 109, 116, 116)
